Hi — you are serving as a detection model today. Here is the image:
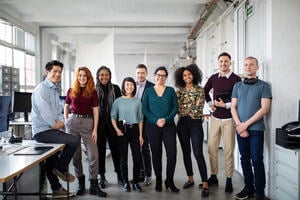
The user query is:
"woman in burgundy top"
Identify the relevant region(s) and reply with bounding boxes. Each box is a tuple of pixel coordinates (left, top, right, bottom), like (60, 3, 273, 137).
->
(64, 67, 107, 197)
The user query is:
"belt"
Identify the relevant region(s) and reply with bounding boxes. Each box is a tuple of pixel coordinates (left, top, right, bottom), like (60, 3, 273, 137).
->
(125, 123, 138, 128)
(73, 114, 93, 119)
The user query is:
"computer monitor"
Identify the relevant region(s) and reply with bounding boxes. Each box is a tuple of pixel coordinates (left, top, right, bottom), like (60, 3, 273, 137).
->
(0, 96, 11, 131)
(59, 96, 72, 114)
(59, 96, 66, 114)
(11, 91, 32, 122)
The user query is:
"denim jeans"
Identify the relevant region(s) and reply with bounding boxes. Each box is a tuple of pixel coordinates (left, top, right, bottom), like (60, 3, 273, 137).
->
(33, 129, 80, 191)
(236, 130, 265, 196)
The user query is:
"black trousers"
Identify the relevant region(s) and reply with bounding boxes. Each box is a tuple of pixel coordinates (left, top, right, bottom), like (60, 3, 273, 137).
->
(97, 120, 121, 177)
(177, 116, 208, 182)
(117, 124, 141, 183)
(139, 126, 152, 177)
(146, 122, 177, 180)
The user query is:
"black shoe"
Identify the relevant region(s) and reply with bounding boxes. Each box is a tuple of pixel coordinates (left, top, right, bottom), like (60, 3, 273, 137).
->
(235, 187, 254, 200)
(255, 193, 265, 200)
(132, 183, 142, 192)
(99, 178, 108, 189)
(183, 180, 194, 189)
(225, 180, 233, 193)
(201, 188, 209, 197)
(118, 178, 123, 187)
(199, 176, 218, 188)
(89, 180, 107, 197)
(207, 176, 219, 186)
(165, 179, 180, 193)
(76, 176, 85, 195)
(123, 182, 131, 192)
(155, 179, 162, 192)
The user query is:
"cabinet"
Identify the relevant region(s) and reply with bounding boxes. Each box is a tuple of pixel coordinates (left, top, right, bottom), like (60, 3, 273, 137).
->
(275, 145, 300, 200)
(0, 65, 20, 95)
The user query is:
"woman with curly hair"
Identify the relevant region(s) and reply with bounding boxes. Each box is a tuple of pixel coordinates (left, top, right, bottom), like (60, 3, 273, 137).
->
(174, 64, 209, 197)
(64, 67, 107, 197)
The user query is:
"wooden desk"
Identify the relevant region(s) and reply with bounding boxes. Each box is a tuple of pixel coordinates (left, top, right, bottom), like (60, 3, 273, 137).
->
(0, 142, 65, 199)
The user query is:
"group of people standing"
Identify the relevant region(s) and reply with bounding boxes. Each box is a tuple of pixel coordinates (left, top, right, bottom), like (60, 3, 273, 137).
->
(31, 51, 271, 200)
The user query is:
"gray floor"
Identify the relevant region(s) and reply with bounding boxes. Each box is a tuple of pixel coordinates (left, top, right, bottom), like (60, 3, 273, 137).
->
(56, 142, 245, 200)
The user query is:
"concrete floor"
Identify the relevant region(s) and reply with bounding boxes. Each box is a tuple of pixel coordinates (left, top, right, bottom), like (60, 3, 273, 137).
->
(54, 142, 245, 200)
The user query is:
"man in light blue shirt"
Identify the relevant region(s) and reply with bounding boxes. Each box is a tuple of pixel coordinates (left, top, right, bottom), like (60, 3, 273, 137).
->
(31, 60, 80, 197)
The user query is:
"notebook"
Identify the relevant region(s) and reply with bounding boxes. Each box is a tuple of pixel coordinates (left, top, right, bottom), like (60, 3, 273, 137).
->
(14, 146, 54, 155)
(215, 93, 232, 103)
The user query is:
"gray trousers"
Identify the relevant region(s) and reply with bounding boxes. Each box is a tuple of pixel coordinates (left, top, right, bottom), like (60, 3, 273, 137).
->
(66, 115, 99, 180)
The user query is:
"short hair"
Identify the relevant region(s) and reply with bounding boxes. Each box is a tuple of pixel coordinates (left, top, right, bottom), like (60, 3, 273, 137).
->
(218, 52, 231, 61)
(121, 77, 137, 97)
(174, 64, 203, 88)
(136, 64, 148, 72)
(245, 56, 258, 65)
(45, 60, 63, 71)
(154, 66, 168, 77)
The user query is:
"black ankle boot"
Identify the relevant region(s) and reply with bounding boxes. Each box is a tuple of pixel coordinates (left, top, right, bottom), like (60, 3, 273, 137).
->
(123, 181, 131, 192)
(76, 175, 85, 195)
(89, 179, 107, 197)
(155, 176, 162, 192)
(165, 179, 180, 193)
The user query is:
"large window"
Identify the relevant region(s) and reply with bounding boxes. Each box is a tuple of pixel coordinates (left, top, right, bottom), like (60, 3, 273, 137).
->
(0, 20, 12, 43)
(0, 18, 36, 92)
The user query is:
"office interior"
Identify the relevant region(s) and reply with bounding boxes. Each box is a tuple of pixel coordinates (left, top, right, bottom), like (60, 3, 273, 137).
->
(1, 0, 300, 199)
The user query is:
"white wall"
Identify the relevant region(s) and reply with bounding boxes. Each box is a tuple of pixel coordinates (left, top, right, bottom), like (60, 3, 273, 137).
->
(115, 54, 175, 86)
(196, 0, 300, 198)
(267, 0, 300, 197)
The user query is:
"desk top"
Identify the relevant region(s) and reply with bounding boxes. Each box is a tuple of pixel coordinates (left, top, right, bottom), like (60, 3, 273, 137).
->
(0, 142, 65, 183)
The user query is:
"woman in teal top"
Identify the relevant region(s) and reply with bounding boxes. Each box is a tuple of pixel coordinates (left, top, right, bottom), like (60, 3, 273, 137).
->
(111, 77, 144, 193)
(142, 66, 179, 193)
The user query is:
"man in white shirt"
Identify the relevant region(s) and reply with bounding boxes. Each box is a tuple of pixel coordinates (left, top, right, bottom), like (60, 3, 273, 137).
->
(135, 64, 154, 186)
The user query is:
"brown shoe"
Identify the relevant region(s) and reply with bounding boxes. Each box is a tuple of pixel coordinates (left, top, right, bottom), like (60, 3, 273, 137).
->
(52, 168, 75, 182)
(52, 187, 75, 199)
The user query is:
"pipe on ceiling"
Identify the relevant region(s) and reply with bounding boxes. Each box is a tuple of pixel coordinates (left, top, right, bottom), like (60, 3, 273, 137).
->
(187, 0, 220, 40)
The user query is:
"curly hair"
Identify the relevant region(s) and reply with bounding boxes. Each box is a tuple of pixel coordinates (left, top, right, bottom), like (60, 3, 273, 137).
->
(71, 66, 95, 99)
(174, 64, 203, 88)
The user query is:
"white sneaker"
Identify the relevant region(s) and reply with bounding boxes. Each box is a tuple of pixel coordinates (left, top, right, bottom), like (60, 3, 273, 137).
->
(144, 176, 152, 186)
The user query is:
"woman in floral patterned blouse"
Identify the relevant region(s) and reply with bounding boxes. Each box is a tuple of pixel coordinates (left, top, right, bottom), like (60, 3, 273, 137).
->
(174, 64, 209, 197)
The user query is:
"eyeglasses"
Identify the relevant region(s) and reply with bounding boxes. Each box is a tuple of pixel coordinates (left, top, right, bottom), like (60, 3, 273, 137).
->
(155, 74, 167, 78)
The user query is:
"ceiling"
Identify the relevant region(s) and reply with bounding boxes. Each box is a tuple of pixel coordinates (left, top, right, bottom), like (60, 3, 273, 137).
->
(0, 0, 217, 59)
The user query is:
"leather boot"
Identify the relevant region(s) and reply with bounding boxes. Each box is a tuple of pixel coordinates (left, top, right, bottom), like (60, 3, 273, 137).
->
(76, 175, 85, 195)
(89, 179, 107, 197)
(165, 178, 180, 193)
(155, 176, 162, 192)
